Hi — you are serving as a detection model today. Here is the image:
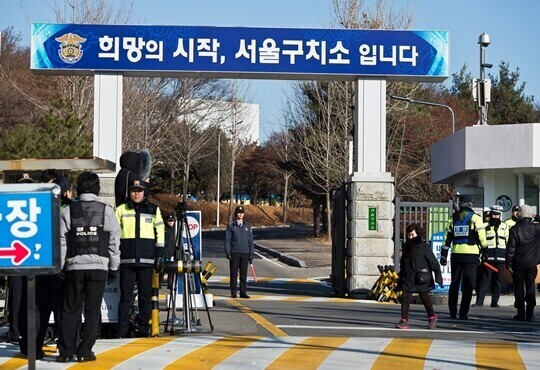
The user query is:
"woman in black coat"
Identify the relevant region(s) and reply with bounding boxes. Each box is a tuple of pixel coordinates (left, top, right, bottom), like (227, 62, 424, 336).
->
(396, 223, 443, 329)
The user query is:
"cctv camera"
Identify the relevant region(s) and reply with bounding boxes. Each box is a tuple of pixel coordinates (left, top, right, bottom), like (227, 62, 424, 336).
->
(479, 33, 490, 47)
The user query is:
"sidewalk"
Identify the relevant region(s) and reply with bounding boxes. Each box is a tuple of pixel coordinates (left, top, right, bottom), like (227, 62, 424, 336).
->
(253, 227, 520, 308)
(254, 230, 331, 268)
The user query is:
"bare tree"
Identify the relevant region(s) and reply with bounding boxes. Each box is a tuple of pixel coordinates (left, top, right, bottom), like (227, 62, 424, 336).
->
(49, 0, 137, 139)
(154, 78, 230, 197)
(289, 81, 350, 238)
(224, 81, 256, 222)
(266, 129, 295, 224)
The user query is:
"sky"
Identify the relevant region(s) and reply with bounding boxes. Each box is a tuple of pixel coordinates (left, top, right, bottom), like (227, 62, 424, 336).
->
(1, 0, 539, 142)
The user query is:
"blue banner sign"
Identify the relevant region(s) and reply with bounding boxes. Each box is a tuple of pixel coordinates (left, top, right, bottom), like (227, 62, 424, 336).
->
(431, 231, 450, 293)
(0, 184, 60, 274)
(31, 24, 448, 81)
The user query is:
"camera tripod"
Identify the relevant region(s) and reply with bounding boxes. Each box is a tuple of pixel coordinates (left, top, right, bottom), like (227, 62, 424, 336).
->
(163, 202, 214, 334)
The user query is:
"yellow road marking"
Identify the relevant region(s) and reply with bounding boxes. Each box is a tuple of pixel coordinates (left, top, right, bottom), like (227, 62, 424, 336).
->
(328, 298, 356, 303)
(69, 337, 176, 369)
(282, 297, 311, 302)
(0, 346, 57, 370)
(476, 341, 525, 369)
(266, 336, 349, 370)
(371, 338, 432, 370)
(227, 299, 287, 337)
(164, 336, 262, 370)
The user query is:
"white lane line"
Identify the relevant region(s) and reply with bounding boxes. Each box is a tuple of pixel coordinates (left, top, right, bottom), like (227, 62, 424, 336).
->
(254, 251, 285, 267)
(319, 337, 392, 370)
(275, 325, 488, 334)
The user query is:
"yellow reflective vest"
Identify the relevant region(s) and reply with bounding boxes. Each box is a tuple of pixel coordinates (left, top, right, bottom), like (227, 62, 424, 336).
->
(115, 201, 165, 266)
(442, 209, 487, 262)
(485, 221, 508, 263)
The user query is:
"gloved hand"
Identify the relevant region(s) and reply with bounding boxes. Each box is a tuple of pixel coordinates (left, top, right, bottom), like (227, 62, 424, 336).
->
(58, 269, 66, 280)
(107, 270, 117, 284)
(226, 253, 230, 260)
(248, 256, 253, 264)
(154, 257, 163, 273)
(480, 248, 488, 262)
(439, 283, 445, 289)
(440, 256, 447, 266)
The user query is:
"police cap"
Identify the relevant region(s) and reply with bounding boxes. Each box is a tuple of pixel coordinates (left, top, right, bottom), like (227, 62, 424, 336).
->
(235, 206, 245, 214)
(128, 178, 146, 191)
(16, 173, 34, 183)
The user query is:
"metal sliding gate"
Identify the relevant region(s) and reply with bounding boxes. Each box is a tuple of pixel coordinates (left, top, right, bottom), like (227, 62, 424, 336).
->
(393, 197, 453, 272)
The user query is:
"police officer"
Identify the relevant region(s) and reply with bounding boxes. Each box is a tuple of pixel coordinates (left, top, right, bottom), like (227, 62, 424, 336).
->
(505, 205, 521, 229)
(225, 206, 254, 298)
(440, 194, 487, 320)
(57, 172, 121, 363)
(115, 178, 164, 338)
(472, 205, 508, 308)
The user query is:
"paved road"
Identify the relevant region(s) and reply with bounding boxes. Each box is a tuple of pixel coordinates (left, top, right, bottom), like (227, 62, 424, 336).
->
(2, 226, 540, 368)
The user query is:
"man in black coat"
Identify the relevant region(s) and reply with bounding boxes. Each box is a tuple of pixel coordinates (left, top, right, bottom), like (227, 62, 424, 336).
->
(506, 204, 540, 321)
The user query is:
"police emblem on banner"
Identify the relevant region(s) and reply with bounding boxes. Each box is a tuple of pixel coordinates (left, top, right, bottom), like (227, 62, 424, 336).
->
(55, 33, 87, 64)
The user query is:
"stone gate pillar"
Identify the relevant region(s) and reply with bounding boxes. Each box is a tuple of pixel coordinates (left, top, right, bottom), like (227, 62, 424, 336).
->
(347, 78, 394, 297)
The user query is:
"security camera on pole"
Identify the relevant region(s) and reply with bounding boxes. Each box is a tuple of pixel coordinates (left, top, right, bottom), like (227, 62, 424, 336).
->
(473, 33, 492, 125)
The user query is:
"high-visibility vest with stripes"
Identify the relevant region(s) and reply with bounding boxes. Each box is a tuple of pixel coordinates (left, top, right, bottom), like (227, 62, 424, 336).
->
(115, 201, 165, 266)
(485, 221, 508, 263)
(443, 210, 486, 256)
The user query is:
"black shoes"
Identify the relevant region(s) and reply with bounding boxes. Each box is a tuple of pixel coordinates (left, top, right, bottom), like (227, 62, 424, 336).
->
(240, 294, 250, 299)
(458, 315, 468, 320)
(77, 352, 97, 362)
(514, 314, 526, 321)
(490, 303, 500, 308)
(231, 293, 238, 298)
(21, 351, 45, 360)
(471, 303, 483, 307)
(56, 355, 73, 363)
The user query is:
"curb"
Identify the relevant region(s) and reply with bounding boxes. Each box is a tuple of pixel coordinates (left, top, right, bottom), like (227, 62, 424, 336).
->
(254, 243, 307, 268)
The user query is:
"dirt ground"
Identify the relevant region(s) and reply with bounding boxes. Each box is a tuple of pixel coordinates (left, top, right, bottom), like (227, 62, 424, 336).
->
(151, 194, 312, 229)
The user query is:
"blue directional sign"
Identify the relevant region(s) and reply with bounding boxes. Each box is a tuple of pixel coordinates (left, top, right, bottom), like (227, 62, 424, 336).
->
(0, 184, 61, 274)
(31, 24, 448, 81)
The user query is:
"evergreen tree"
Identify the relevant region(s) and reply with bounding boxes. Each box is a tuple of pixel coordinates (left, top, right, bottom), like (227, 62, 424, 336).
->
(489, 61, 536, 125)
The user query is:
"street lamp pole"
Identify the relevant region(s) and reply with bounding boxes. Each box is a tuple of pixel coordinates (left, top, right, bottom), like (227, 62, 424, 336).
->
(216, 130, 221, 227)
(390, 95, 455, 134)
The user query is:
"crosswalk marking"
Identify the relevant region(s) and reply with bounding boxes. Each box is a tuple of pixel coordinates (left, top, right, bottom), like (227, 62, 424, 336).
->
(0, 346, 57, 370)
(371, 338, 433, 369)
(163, 336, 262, 370)
(319, 337, 392, 369)
(266, 336, 350, 370)
(1, 336, 539, 369)
(213, 336, 306, 370)
(113, 336, 220, 370)
(70, 337, 176, 369)
(476, 341, 525, 369)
